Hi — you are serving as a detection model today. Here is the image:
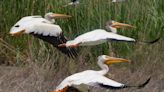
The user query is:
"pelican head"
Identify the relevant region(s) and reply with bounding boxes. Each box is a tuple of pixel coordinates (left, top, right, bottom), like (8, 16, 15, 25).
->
(98, 55, 130, 65)
(105, 20, 135, 33)
(44, 12, 72, 23)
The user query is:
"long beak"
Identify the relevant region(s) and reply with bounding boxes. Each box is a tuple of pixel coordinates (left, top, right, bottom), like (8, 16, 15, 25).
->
(58, 43, 66, 47)
(104, 57, 130, 65)
(51, 13, 72, 18)
(112, 22, 135, 29)
(9, 29, 25, 36)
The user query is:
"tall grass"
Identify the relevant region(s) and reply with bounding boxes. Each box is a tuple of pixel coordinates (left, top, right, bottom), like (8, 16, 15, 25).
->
(1, 0, 163, 63)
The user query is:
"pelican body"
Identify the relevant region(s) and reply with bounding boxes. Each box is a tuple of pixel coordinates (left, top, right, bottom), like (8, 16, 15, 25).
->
(52, 55, 150, 92)
(66, 29, 135, 47)
(58, 21, 136, 47)
(10, 13, 77, 58)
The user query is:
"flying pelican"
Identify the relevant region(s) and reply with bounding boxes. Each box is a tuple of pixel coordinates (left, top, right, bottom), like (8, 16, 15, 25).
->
(58, 21, 159, 48)
(63, 0, 79, 7)
(9, 12, 78, 58)
(51, 55, 150, 92)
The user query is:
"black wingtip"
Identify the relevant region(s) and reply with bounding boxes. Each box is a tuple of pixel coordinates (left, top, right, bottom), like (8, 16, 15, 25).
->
(30, 32, 78, 59)
(67, 47, 78, 59)
(146, 37, 160, 44)
(137, 77, 151, 88)
(58, 33, 78, 59)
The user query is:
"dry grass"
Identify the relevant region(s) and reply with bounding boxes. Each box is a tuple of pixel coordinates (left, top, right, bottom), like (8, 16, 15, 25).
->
(0, 59, 164, 92)
(0, 40, 163, 92)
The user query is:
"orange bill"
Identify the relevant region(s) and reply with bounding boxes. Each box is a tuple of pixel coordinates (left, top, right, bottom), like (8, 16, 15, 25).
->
(104, 56, 130, 65)
(51, 13, 72, 18)
(9, 29, 25, 36)
(112, 22, 135, 29)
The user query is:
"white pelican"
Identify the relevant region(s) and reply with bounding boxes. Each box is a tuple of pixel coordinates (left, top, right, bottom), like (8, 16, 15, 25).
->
(9, 13, 78, 58)
(51, 55, 150, 92)
(58, 21, 159, 48)
(63, 0, 79, 7)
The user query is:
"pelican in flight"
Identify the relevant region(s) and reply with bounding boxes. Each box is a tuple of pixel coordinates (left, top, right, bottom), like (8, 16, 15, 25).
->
(63, 0, 79, 7)
(9, 12, 78, 58)
(58, 21, 159, 48)
(51, 55, 150, 92)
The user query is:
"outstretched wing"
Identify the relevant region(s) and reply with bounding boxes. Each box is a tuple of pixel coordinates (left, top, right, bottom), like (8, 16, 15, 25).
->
(92, 75, 126, 89)
(103, 31, 136, 42)
(73, 29, 135, 44)
(55, 69, 150, 91)
(55, 71, 125, 91)
(29, 22, 78, 58)
(97, 76, 151, 90)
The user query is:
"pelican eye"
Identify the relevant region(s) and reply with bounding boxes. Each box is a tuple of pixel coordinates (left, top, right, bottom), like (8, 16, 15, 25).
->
(15, 25, 20, 27)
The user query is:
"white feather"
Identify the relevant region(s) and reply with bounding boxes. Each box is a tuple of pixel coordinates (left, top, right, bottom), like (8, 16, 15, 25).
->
(66, 29, 135, 46)
(10, 16, 62, 36)
(56, 70, 124, 90)
(55, 55, 126, 91)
